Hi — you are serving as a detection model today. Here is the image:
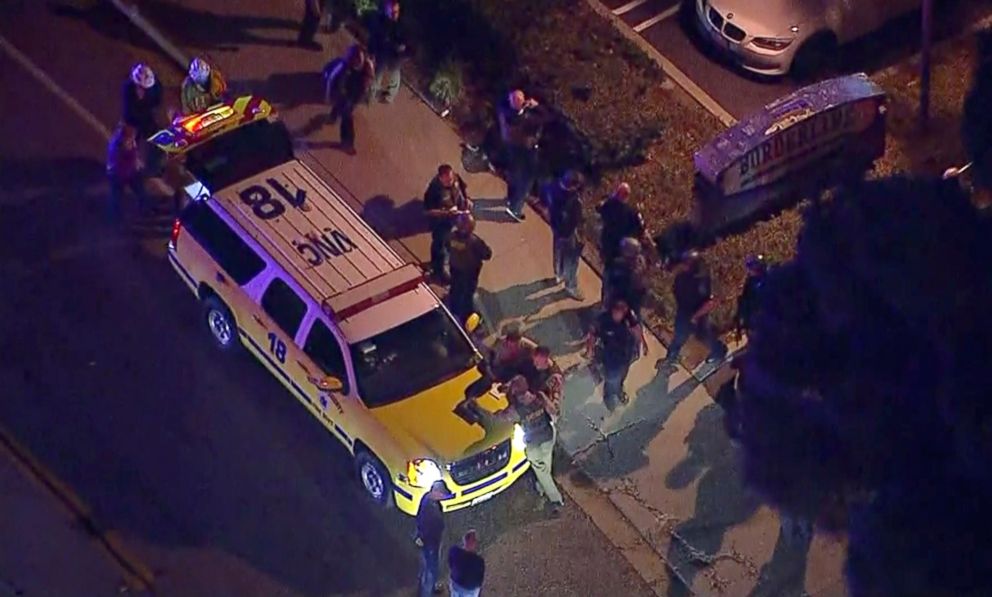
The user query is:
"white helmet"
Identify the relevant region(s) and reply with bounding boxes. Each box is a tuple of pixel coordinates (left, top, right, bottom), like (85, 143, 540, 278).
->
(189, 57, 211, 86)
(130, 63, 156, 89)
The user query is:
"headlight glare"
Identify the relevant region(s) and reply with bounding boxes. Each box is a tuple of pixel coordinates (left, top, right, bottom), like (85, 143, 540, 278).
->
(512, 424, 527, 451)
(407, 458, 443, 488)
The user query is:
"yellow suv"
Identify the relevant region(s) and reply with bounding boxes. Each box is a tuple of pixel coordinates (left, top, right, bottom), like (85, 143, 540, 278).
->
(156, 97, 529, 514)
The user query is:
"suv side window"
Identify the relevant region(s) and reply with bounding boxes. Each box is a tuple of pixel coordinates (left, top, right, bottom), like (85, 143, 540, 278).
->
(303, 320, 350, 393)
(180, 201, 265, 284)
(261, 278, 307, 338)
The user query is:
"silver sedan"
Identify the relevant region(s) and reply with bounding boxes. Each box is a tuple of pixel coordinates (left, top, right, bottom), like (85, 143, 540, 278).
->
(694, 0, 922, 77)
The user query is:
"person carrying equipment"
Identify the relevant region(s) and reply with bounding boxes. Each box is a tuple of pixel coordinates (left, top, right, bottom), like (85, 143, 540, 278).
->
(181, 57, 228, 115)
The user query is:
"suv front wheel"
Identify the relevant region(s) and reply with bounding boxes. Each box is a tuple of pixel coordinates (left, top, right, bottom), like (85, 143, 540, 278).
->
(354, 450, 394, 509)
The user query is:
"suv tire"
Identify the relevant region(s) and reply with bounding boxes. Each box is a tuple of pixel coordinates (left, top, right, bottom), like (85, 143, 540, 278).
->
(202, 295, 240, 352)
(354, 450, 394, 509)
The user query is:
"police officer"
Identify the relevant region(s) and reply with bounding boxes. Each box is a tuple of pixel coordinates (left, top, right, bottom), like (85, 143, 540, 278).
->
(734, 254, 767, 339)
(661, 250, 727, 367)
(423, 164, 470, 283)
(448, 214, 492, 326)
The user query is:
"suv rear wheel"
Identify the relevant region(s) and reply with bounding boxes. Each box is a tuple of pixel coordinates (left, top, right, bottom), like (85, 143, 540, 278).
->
(202, 295, 239, 352)
(354, 450, 394, 509)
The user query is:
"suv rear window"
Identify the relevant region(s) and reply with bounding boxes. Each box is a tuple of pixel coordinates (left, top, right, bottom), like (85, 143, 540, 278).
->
(180, 201, 265, 285)
(184, 120, 295, 191)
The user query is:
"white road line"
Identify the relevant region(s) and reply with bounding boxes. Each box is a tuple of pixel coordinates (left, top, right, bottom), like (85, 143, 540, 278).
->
(633, 5, 680, 32)
(0, 34, 112, 140)
(612, 0, 648, 16)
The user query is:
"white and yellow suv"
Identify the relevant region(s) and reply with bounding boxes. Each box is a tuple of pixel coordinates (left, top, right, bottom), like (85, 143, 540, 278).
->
(156, 97, 529, 515)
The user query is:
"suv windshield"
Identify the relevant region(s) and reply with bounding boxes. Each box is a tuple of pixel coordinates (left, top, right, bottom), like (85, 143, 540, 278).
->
(184, 120, 295, 191)
(350, 308, 477, 408)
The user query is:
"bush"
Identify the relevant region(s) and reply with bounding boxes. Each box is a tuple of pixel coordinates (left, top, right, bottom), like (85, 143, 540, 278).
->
(428, 60, 464, 107)
(352, 0, 379, 17)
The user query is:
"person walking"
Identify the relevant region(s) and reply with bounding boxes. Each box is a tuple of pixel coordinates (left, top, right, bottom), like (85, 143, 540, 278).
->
(447, 214, 492, 326)
(365, 0, 409, 103)
(297, 0, 323, 50)
(545, 170, 585, 299)
(597, 182, 651, 265)
(734, 253, 767, 340)
(498, 89, 547, 221)
(423, 164, 471, 283)
(492, 375, 564, 515)
(448, 530, 485, 597)
(660, 250, 727, 368)
(602, 237, 648, 315)
(323, 44, 374, 155)
(106, 123, 148, 220)
(415, 480, 447, 596)
(586, 298, 645, 407)
(180, 57, 228, 115)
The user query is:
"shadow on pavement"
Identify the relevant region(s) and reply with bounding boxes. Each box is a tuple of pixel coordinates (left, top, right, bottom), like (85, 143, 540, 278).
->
(231, 72, 325, 111)
(360, 194, 429, 241)
(476, 278, 563, 323)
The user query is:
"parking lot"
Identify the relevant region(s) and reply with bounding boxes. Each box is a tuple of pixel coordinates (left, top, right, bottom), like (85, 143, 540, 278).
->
(598, 0, 992, 121)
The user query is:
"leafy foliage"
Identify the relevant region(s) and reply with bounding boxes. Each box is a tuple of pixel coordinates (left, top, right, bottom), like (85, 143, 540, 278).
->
(732, 176, 992, 595)
(428, 60, 463, 107)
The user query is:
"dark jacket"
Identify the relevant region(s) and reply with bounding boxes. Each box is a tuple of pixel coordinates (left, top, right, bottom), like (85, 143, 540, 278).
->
(416, 495, 444, 550)
(449, 231, 492, 277)
(366, 12, 407, 68)
(106, 127, 142, 181)
(121, 79, 163, 140)
(324, 57, 373, 106)
(448, 546, 485, 590)
(423, 175, 468, 231)
(597, 199, 644, 263)
(546, 183, 583, 239)
(605, 255, 647, 314)
(735, 273, 763, 331)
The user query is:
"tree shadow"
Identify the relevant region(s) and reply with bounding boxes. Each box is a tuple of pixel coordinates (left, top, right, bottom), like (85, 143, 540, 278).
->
(360, 194, 429, 241)
(230, 72, 326, 112)
(475, 278, 566, 324)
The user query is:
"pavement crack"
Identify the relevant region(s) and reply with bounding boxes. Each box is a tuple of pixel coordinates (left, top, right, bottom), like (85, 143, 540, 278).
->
(571, 415, 646, 461)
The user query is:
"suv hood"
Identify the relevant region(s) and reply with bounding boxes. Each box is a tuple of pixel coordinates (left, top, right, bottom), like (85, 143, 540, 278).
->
(369, 368, 512, 463)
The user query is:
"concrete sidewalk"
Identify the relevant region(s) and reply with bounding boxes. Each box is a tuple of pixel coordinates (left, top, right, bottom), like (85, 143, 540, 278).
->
(117, 1, 847, 594)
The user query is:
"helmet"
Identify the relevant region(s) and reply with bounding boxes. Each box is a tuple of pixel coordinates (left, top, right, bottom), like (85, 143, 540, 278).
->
(745, 254, 767, 273)
(130, 63, 156, 89)
(189, 57, 211, 86)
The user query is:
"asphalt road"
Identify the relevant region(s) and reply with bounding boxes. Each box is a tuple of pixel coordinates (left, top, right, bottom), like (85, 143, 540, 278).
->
(600, 0, 992, 120)
(0, 4, 653, 596)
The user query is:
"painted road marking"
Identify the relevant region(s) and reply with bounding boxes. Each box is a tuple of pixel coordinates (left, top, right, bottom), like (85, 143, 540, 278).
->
(612, 0, 649, 15)
(633, 5, 680, 32)
(585, 0, 736, 126)
(0, 35, 111, 140)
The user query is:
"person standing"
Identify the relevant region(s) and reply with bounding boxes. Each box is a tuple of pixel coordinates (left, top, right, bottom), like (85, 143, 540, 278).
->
(416, 480, 447, 596)
(180, 57, 228, 115)
(734, 254, 767, 339)
(492, 376, 564, 515)
(448, 530, 486, 597)
(323, 44, 374, 155)
(122, 63, 163, 142)
(545, 170, 585, 299)
(660, 250, 727, 367)
(586, 298, 645, 407)
(447, 214, 492, 326)
(498, 89, 547, 221)
(298, 0, 323, 50)
(602, 237, 648, 315)
(365, 0, 409, 103)
(523, 346, 564, 423)
(106, 123, 148, 220)
(597, 182, 650, 265)
(489, 321, 536, 382)
(423, 164, 470, 283)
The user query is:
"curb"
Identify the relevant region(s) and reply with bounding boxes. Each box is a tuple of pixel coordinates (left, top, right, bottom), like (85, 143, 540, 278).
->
(0, 424, 155, 594)
(584, 0, 737, 127)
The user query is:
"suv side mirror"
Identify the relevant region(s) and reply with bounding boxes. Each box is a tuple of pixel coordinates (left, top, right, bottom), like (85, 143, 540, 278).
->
(309, 375, 344, 392)
(464, 313, 482, 334)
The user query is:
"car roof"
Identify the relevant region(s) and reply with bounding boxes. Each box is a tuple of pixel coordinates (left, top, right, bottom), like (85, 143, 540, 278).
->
(210, 159, 429, 329)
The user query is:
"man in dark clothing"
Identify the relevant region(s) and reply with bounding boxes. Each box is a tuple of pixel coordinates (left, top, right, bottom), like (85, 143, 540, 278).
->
(106, 123, 148, 219)
(586, 298, 645, 407)
(489, 322, 535, 382)
(734, 253, 767, 339)
(366, 0, 408, 103)
(498, 89, 548, 221)
(522, 345, 564, 423)
(122, 63, 164, 177)
(448, 214, 492, 326)
(597, 182, 650, 265)
(423, 164, 471, 282)
(661, 251, 727, 367)
(324, 44, 374, 155)
(297, 0, 323, 50)
(602, 237, 648, 315)
(545, 170, 585, 299)
(416, 480, 447, 596)
(448, 530, 485, 597)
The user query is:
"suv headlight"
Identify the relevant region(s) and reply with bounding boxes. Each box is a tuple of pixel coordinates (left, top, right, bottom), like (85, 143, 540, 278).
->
(512, 424, 526, 451)
(751, 37, 794, 51)
(407, 458, 443, 488)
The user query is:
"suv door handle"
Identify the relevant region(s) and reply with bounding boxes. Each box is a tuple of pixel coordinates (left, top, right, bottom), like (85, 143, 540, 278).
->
(252, 314, 267, 328)
(215, 272, 227, 285)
